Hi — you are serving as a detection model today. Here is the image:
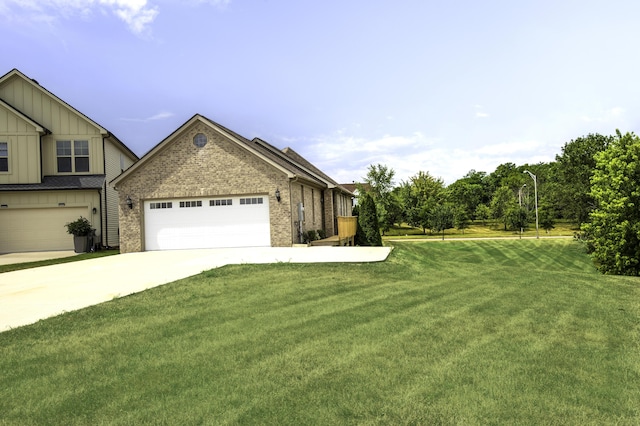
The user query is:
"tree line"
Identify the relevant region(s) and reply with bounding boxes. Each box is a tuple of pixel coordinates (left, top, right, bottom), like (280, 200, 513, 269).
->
(355, 131, 640, 276)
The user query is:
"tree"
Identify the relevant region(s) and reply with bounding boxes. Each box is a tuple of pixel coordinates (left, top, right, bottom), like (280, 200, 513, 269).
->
(430, 203, 455, 240)
(554, 133, 613, 224)
(454, 207, 471, 234)
(487, 162, 524, 194)
(490, 186, 515, 230)
(362, 164, 397, 234)
(356, 192, 383, 246)
(582, 131, 640, 275)
(398, 171, 445, 234)
(505, 205, 528, 236)
(539, 205, 556, 234)
(475, 204, 491, 225)
(446, 170, 490, 219)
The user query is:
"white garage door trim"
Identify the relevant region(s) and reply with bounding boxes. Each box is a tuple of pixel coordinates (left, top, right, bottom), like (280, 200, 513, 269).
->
(144, 195, 271, 250)
(0, 207, 89, 252)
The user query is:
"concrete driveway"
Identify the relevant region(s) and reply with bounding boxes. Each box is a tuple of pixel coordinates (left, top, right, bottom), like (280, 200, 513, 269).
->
(0, 246, 391, 332)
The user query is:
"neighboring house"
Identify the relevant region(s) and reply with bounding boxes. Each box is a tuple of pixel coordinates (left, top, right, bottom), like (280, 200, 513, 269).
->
(341, 183, 369, 208)
(111, 114, 353, 252)
(0, 69, 138, 253)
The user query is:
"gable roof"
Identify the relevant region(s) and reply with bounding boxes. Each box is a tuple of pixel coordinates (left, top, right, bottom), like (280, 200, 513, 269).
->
(0, 99, 50, 134)
(112, 114, 335, 189)
(0, 68, 138, 161)
(279, 147, 353, 196)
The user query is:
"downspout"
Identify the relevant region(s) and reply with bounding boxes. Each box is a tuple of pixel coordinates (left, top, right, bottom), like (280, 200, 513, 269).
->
(39, 136, 43, 182)
(102, 136, 108, 248)
(290, 176, 299, 244)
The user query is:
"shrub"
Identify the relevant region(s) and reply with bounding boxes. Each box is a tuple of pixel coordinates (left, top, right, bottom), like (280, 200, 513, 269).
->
(357, 193, 382, 246)
(303, 230, 318, 244)
(65, 216, 93, 236)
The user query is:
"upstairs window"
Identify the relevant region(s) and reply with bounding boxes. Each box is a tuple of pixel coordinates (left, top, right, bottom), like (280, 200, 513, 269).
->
(57, 140, 89, 173)
(0, 142, 8, 172)
(74, 140, 89, 172)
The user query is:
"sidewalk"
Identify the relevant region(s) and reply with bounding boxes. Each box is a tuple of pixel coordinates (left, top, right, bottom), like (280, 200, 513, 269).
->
(0, 251, 78, 266)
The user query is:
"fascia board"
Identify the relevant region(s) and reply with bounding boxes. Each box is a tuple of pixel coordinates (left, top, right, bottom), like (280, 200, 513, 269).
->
(2, 69, 108, 135)
(0, 99, 48, 133)
(112, 115, 296, 188)
(254, 139, 335, 188)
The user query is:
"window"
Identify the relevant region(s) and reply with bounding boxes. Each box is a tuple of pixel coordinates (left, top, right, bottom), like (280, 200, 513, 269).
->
(0, 142, 7, 172)
(56, 141, 72, 172)
(56, 140, 89, 173)
(210, 199, 232, 206)
(74, 140, 89, 172)
(240, 197, 264, 205)
(179, 200, 202, 208)
(150, 202, 172, 209)
(193, 133, 208, 148)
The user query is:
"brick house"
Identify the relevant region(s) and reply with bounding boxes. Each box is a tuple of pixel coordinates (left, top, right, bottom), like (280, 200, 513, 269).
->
(111, 114, 353, 252)
(0, 69, 138, 253)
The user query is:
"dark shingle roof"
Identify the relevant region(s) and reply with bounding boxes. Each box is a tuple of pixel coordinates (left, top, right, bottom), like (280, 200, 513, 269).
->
(198, 115, 328, 187)
(0, 175, 105, 191)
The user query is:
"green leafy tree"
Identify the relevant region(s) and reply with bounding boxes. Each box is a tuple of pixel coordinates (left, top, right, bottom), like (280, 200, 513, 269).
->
(487, 162, 525, 194)
(490, 186, 515, 230)
(475, 204, 491, 225)
(539, 205, 556, 234)
(446, 170, 490, 219)
(362, 164, 397, 234)
(398, 171, 445, 234)
(454, 207, 471, 234)
(554, 133, 613, 224)
(505, 205, 528, 235)
(356, 192, 383, 246)
(582, 131, 640, 275)
(430, 203, 455, 240)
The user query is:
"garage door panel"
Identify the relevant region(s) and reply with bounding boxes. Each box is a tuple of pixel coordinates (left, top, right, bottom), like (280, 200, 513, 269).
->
(0, 207, 89, 252)
(144, 196, 270, 250)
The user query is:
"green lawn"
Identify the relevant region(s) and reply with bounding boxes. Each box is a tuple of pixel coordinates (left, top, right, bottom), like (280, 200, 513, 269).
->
(1, 240, 639, 425)
(0, 250, 119, 274)
(384, 220, 578, 240)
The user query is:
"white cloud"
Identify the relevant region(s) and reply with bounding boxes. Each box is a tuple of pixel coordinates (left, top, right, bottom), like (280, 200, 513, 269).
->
(580, 106, 626, 123)
(120, 111, 174, 122)
(474, 104, 489, 118)
(295, 130, 558, 186)
(1, 0, 158, 34)
(476, 140, 543, 156)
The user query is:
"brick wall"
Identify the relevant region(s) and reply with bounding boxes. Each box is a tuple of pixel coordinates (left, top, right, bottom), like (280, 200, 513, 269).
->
(116, 121, 293, 252)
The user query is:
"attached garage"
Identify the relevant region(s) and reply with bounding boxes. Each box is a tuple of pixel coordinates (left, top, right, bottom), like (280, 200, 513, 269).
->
(0, 207, 88, 252)
(144, 195, 270, 250)
(112, 114, 354, 253)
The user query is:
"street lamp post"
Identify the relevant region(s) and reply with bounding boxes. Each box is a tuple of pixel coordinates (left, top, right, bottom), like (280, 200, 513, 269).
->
(519, 183, 526, 238)
(523, 170, 539, 239)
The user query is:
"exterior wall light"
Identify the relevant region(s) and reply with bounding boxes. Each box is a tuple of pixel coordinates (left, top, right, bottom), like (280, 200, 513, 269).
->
(275, 188, 281, 202)
(125, 196, 133, 209)
(92, 207, 97, 214)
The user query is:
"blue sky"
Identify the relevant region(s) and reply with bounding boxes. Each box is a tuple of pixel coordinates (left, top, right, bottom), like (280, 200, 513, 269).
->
(2, 0, 639, 184)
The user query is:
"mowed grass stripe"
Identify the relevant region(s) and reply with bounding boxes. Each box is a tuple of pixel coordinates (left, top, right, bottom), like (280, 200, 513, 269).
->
(1, 239, 639, 425)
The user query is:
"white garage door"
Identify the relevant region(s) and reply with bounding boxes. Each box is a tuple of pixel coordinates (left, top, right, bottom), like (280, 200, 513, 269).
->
(0, 207, 89, 253)
(144, 196, 271, 250)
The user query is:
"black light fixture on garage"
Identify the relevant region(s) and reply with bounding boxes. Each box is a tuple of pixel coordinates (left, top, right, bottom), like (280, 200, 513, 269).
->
(275, 188, 281, 202)
(125, 195, 133, 209)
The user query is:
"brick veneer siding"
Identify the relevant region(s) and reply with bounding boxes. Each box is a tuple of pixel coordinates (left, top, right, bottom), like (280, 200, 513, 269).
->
(116, 122, 293, 253)
(323, 190, 336, 236)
